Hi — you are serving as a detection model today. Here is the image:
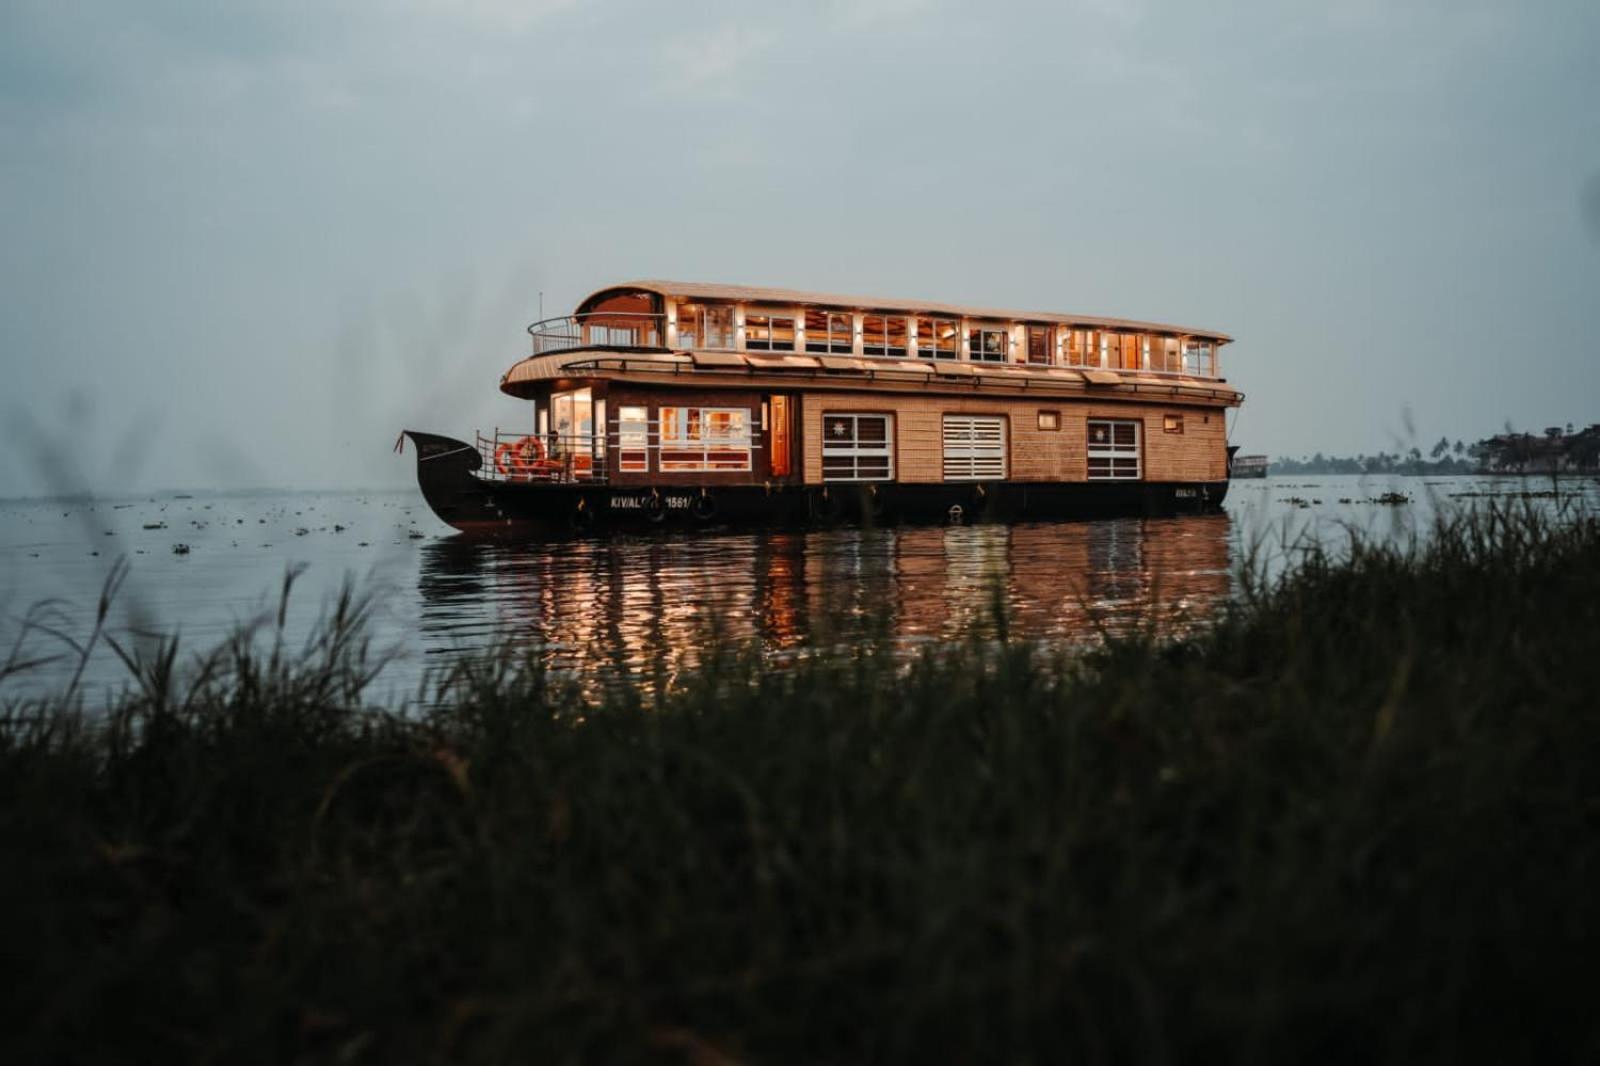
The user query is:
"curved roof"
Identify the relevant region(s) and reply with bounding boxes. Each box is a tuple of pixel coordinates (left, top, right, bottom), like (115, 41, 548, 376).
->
(578, 279, 1232, 344)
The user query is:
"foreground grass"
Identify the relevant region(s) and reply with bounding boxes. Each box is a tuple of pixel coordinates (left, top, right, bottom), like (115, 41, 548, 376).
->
(3, 507, 1599, 1065)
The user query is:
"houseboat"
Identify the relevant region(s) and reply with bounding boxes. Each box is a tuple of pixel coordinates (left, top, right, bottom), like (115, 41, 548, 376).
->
(1230, 454, 1269, 478)
(400, 280, 1244, 536)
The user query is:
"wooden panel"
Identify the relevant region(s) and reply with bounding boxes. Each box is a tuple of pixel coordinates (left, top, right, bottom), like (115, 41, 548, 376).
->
(801, 393, 1227, 485)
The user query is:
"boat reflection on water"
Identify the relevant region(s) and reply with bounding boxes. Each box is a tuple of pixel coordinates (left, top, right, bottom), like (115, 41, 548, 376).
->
(415, 517, 1236, 681)
(415, 515, 1233, 685)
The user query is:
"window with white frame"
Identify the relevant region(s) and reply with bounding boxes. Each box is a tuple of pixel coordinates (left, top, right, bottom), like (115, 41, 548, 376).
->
(915, 317, 958, 360)
(821, 413, 894, 481)
(804, 310, 853, 354)
(677, 303, 734, 350)
(862, 314, 908, 357)
(1087, 419, 1141, 480)
(942, 415, 1007, 480)
(745, 312, 796, 352)
(1182, 340, 1215, 377)
(551, 388, 593, 459)
(617, 405, 649, 472)
(969, 326, 1009, 363)
(658, 407, 752, 471)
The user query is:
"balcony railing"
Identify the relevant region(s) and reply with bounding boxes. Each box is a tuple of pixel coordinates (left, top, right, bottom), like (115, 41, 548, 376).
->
(520, 311, 1223, 380)
(476, 431, 608, 483)
(526, 312, 667, 356)
(474, 428, 765, 483)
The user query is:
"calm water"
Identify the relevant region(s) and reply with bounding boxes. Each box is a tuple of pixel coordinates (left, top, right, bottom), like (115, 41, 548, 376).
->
(2, 475, 1594, 701)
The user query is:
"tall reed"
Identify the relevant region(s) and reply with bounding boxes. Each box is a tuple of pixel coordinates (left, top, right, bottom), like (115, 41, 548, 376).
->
(2, 503, 1597, 1064)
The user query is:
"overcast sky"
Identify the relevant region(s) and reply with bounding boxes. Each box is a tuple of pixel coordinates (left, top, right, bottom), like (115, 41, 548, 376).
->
(2, 0, 1597, 495)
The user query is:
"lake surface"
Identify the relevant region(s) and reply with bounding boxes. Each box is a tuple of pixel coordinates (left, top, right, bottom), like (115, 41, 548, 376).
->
(2, 474, 1594, 702)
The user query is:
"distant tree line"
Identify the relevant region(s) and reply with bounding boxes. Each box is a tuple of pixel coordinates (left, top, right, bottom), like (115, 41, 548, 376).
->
(1271, 424, 1600, 476)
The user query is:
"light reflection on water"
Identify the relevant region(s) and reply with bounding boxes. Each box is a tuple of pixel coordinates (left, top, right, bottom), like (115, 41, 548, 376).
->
(410, 517, 1234, 682)
(1, 474, 1594, 700)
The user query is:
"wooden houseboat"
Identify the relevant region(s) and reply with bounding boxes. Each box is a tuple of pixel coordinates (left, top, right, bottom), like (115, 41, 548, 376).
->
(400, 280, 1244, 535)
(1230, 454, 1270, 478)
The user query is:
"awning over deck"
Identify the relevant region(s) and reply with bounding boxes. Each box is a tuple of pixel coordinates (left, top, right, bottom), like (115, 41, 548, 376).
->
(498, 350, 1244, 407)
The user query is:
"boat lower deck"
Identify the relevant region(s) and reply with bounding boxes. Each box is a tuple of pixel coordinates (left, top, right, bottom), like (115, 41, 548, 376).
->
(423, 474, 1227, 537)
(404, 429, 1229, 537)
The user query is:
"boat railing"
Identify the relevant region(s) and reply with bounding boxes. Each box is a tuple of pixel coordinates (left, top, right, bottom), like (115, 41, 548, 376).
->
(519, 311, 1225, 379)
(476, 431, 607, 484)
(526, 341, 1221, 380)
(474, 428, 765, 483)
(526, 312, 667, 356)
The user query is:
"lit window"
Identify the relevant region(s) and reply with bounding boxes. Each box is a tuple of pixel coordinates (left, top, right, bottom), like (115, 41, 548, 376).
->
(1026, 326, 1053, 365)
(1064, 329, 1093, 367)
(658, 407, 752, 471)
(821, 413, 894, 481)
(1087, 419, 1141, 480)
(618, 406, 649, 472)
(862, 314, 908, 357)
(677, 303, 734, 350)
(915, 317, 957, 360)
(745, 311, 796, 352)
(1109, 333, 1140, 370)
(804, 310, 853, 354)
(1038, 410, 1060, 431)
(969, 326, 1008, 363)
(551, 388, 593, 455)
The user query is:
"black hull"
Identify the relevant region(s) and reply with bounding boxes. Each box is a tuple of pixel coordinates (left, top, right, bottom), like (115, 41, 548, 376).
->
(402, 431, 1231, 538)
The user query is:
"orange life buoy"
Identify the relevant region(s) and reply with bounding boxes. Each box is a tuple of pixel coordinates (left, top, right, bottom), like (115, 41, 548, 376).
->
(494, 435, 545, 479)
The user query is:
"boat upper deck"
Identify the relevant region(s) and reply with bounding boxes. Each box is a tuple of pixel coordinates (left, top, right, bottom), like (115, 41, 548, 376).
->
(499, 280, 1241, 405)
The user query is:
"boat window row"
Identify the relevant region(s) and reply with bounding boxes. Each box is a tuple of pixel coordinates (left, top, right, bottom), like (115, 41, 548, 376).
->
(548, 396, 779, 477)
(537, 391, 1146, 482)
(672, 302, 1216, 375)
(619, 403, 788, 475)
(658, 406, 752, 472)
(820, 412, 1141, 483)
